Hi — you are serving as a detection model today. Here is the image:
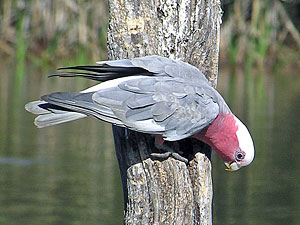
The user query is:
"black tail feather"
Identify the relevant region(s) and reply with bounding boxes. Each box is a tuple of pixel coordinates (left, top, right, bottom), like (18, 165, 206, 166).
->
(48, 72, 120, 82)
(38, 102, 73, 112)
(48, 64, 155, 82)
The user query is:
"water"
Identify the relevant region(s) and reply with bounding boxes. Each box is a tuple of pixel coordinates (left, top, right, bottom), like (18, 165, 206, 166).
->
(0, 58, 299, 224)
(0, 59, 123, 225)
(213, 68, 300, 225)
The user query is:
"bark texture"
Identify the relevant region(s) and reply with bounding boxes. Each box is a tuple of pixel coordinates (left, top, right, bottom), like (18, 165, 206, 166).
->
(107, 0, 222, 224)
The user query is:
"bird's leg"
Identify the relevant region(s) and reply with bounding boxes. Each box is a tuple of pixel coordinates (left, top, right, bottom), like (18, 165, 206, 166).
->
(150, 136, 188, 164)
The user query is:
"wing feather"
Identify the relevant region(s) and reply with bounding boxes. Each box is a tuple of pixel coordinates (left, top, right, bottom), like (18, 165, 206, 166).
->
(59, 55, 209, 83)
(27, 56, 225, 137)
(93, 76, 219, 140)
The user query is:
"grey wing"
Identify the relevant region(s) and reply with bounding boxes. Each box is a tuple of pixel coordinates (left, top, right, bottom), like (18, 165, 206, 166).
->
(152, 81, 219, 140)
(93, 77, 219, 141)
(98, 55, 209, 83)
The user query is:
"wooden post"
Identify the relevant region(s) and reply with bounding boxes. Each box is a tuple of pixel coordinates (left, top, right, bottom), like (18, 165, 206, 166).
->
(107, 0, 222, 224)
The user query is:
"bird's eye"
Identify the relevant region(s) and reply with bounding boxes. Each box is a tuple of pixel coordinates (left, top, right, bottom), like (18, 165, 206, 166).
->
(235, 150, 245, 161)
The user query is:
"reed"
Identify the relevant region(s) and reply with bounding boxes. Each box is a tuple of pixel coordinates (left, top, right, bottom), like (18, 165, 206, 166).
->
(0, 0, 108, 62)
(0, 0, 299, 71)
(220, 0, 300, 70)
(15, 9, 27, 84)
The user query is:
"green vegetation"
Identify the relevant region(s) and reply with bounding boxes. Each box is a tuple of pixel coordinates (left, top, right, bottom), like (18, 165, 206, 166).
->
(0, 0, 299, 72)
(0, 0, 108, 65)
(221, 0, 300, 72)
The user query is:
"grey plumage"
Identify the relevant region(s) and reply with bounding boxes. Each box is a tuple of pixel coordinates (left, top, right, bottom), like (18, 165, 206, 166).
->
(25, 100, 87, 128)
(25, 55, 231, 141)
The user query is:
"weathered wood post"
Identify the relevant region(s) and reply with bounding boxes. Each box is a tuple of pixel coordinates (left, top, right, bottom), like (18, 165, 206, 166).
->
(107, 0, 222, 224)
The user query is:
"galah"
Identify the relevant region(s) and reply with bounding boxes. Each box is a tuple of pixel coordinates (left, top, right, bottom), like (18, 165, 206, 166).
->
(25, 56, 255, 171)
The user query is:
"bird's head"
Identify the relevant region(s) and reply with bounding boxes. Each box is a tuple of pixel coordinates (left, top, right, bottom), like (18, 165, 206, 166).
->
(196, 114, 255, 171)
(222, 115, 255, 171)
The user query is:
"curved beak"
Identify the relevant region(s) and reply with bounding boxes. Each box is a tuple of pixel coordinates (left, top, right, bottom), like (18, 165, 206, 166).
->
(224, 162, 240, 171)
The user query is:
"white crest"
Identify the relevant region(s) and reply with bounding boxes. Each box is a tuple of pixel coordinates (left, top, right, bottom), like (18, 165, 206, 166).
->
(234, 116, 255, 167)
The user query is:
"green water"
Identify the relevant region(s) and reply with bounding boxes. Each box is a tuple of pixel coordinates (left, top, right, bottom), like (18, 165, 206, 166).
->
(0, 58, 299, 224)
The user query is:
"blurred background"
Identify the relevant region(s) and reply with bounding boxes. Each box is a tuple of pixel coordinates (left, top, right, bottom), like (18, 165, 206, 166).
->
(0, 0, 299, 224)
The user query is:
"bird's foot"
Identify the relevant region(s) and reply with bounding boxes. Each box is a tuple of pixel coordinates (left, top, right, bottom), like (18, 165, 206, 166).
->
(150, 152, 188, 164)
(152, 135, 188, 164)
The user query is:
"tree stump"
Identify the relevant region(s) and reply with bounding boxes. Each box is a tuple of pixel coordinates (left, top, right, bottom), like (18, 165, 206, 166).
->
(107, 0, 222, 224)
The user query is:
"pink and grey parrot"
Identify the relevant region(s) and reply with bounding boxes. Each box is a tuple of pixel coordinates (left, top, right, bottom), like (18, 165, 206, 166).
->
(25, 56, 255, 171)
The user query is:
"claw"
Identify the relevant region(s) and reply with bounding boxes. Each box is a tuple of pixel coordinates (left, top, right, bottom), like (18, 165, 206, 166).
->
(150, 152, 188, 164)
(152, 135, 188, 164)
